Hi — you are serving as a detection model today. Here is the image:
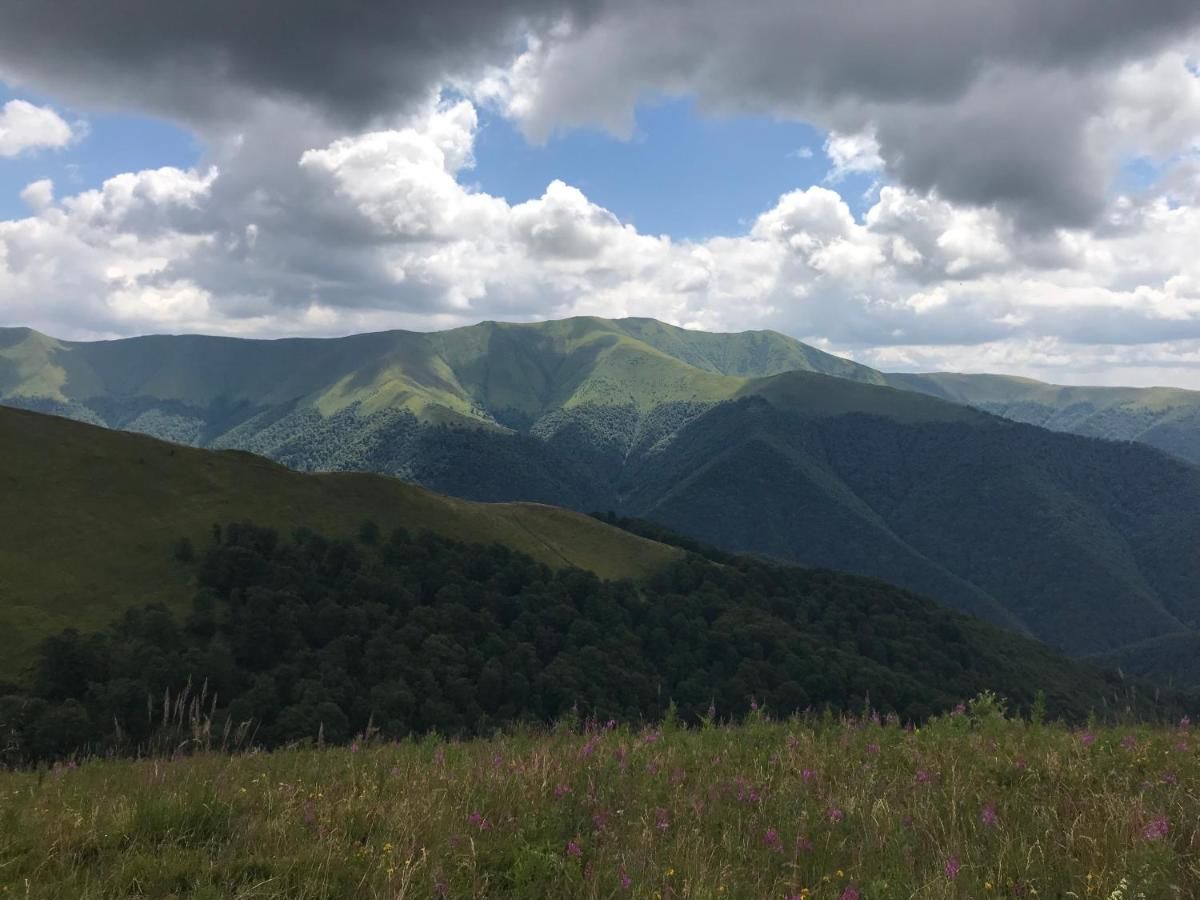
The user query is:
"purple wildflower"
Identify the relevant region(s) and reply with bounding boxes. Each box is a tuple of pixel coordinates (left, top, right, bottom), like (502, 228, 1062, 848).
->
(945, 856, 961, 879)
(915, 769, 932, 785)
(796, 834, 814, 852)
(866, 742, 880, 755)
(592, 809, 610, 831)
(1080, 731, 1096, 747)
(618, 868, 632, 890)
(802, 768, 816, 782)
(566, 839, 583, 858)
(827, 806, 844, 824)
(981, 804, 999, 828)
(554, 783, 572, 799)
(1143, 816, 1170, 841)
(1121, 735, 1137, 751)
(762, 827, 783, 852)
(841, 887, 861, 900)
(655, 807, 671, 831)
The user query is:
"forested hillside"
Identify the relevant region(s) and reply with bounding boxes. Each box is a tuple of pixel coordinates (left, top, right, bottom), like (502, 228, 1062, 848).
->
(0, 518, 1162, 763)
(0, 406, 677, 679)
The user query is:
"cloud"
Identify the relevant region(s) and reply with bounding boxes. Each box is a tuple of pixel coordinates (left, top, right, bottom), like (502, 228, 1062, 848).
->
(0, 0, 602, 131)
(20, 179, 54, 211)
(0, 99, 75, 156)
(823, 130, 883, 181)
(480, 0, 1200, 230)
(4, 94, 1200, 388)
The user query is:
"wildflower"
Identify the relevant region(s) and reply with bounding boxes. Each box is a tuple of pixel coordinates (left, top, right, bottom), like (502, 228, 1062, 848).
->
(951, 703, 967, 717)
(592, 809, 610, 831)
(1142, 816, 1169, 841)
(566, 839, 583, 857)
(350, 741, 359, 753)
(1014, 757, 1028, 770)
(467, 811, 491, 831)
(796, 834, 814, 852)
(981, 804, 999, 828)
(1120, 735, 1137, 751)
(915, 769, 932, 785)
(618, 868, 632, 890)
(433, 746, 445, 765)
(580, 736, 601, 759)
(670, 767, 686, 786)
(655, 807, 671, 831)
(606, 718, 618, 731)
(866, 742, 880, 755)
(841, 887, 861, 900)
(763, 827, 783, 852)
(826, 806, 844, 824)
(1180, 716, 1191, 730)
(802, 768, 816, 782)
(945, 856, 961, 879)
(554, 783, 572, 799)
(750, 697, 759, 711)
(644, 730, 661, 744)
(1080, 732, 1096, 746)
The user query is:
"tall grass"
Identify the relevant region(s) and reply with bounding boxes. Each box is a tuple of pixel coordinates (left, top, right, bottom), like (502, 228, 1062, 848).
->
(1, 698, 1196, 898)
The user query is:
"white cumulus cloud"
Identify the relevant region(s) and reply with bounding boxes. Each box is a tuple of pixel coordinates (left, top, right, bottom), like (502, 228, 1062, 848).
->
(0, 99, 76, 157)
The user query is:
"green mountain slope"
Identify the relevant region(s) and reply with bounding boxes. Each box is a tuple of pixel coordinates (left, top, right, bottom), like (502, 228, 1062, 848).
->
(887, 372, 1200, 465)
(0, 406, 679, 680)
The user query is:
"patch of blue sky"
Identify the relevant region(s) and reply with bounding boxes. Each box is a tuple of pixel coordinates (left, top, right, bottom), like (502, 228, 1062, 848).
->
(470, 96, 870, 241)
(0, 81, 199, 220)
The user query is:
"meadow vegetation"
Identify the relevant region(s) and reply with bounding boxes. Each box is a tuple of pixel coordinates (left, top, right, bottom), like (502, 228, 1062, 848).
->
(0, 701, 1196, 898)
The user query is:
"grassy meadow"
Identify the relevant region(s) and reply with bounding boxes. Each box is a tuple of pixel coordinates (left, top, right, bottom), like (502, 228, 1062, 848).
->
(1, 699, 1196, 899)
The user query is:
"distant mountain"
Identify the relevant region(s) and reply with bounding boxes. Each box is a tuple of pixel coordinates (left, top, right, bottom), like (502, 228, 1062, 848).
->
(4, 318, 1200, 666)
(0, 405, 678, 681)
(886, 372, 1200, 466)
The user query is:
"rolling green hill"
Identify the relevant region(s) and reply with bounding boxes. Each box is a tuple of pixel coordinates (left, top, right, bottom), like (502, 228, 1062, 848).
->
(886, 372, 1200, 465)
(0, 405, 679, 680)
(4, 318, 1200, 670)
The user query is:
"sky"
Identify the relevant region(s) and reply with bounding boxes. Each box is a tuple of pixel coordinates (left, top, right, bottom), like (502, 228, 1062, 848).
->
(2, 2, 1200, 388)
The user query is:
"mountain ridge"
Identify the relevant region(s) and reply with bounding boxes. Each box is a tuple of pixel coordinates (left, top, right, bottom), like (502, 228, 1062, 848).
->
(5, 317, 1200, 676)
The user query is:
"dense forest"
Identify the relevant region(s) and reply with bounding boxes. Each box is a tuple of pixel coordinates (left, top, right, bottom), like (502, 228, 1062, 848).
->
(0, 521, 1170, 764)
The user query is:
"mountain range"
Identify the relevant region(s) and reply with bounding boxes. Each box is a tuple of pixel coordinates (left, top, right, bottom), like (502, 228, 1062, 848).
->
(3, 317, 1200, 672)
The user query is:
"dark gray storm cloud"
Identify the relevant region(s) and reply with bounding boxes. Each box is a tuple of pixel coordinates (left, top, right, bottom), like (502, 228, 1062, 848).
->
(0, 0, 602, 126)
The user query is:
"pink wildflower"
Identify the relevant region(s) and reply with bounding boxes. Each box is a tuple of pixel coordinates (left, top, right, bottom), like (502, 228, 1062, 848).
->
(762, 827, 783, 852)
(981, 804, 999, 828)
(945, 856, 961, 879)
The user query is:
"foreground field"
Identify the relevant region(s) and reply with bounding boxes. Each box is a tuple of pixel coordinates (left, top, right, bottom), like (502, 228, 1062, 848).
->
(1, 703, 1196, 899)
